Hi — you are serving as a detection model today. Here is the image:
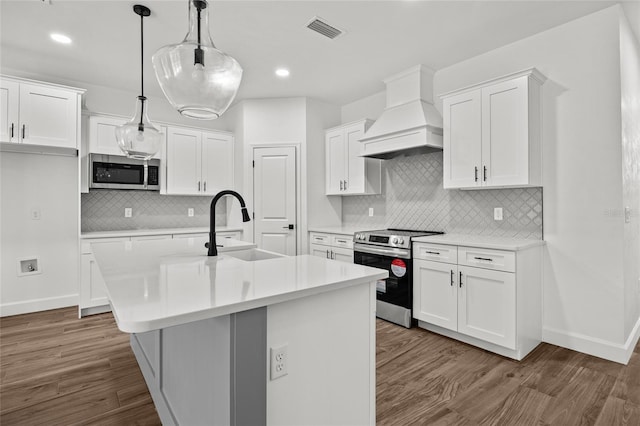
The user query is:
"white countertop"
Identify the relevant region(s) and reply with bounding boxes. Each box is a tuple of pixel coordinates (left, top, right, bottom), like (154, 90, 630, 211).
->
(412, 233, 545, 250)
(308, 226, 376, 236)
(81, 226, 242, 239)
(92, 238, 388, 333)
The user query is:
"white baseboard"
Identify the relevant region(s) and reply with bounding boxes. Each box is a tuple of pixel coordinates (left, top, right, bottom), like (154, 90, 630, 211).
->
(543, 317, 640, 365)
(0, 294, 78, 317)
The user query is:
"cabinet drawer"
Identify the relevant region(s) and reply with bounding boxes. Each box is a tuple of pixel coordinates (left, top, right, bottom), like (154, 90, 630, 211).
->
(309, 232, 331, 246)
(413, 243, 457, 264)
(82, 237, 130, 254)
(458, 246, 515, 272)
(331, 234, 353, 249)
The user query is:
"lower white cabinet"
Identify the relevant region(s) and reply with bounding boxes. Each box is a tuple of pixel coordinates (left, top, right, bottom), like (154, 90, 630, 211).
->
(413, 241, 541, 360)
(309, 231, 354, 263)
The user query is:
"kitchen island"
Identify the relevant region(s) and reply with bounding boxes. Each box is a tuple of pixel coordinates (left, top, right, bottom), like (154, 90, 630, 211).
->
(91, 238, 388, 426)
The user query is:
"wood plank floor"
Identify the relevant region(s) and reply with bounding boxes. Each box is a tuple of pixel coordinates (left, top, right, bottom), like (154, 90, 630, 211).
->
(1, 307, 639, 425)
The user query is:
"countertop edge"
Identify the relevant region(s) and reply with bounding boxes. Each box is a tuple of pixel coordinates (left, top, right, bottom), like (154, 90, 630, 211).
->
(81, 227, 243, 239)
(114, 271, 388, 333)
(412, 235, 545, 251)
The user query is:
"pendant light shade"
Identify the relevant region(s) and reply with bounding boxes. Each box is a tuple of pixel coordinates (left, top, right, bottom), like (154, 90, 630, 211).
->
(152, 0, 242, 120)
(116, 5, 162, 160)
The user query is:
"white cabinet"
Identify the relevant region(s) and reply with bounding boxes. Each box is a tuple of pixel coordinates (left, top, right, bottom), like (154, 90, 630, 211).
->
(0, 76, 83, 148)
(165, 126, 233, 196)
(441, 68, 545, 189)
(413, 241, 541, 360)
(325, 119, 381, 195)
(80, 237, 130, 316)
(309, 231, 354, 262)
(88, 115, 164, 158)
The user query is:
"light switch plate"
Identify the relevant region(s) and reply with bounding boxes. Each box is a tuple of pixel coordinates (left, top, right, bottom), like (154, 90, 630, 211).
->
(494, 207, 503, 221)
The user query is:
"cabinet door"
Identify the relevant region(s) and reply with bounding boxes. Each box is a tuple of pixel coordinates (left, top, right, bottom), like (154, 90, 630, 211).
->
(457, 265, 516, 349)
(19, 83, 78, 148)
(166, 127, 202, 195)
(331, 247, 353, 263)
(481, 77, 529, 187)
(325, 128, 345, 195)
(80, 253, 110, 310)
(89, 115, 127, 155)
(413, 259, 458, 331)
(309, 242, 331, 259)
(0, 79, 19, 142)
(443, 90, 482, 188)
(344, 123, 365, 194)
(201, 131, 233, 195)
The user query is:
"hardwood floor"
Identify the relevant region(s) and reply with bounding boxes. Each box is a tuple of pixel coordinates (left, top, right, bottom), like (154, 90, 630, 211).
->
(1, 308, 639, 425)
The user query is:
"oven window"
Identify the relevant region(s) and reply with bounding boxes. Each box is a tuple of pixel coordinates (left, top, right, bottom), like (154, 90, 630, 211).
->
(93, 162, 144, 185)
(354, 251, 412, 309)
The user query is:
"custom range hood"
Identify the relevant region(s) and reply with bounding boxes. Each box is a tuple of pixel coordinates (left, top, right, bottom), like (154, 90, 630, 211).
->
(359, 65, 443, 159)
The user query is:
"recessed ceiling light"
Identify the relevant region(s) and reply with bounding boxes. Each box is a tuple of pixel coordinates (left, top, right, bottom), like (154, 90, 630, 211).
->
(50, 33, 72, 44)
(275, 68, 290, 78)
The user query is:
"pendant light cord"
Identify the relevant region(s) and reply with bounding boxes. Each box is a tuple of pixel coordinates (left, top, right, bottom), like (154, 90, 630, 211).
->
(139, 10, 145, 129)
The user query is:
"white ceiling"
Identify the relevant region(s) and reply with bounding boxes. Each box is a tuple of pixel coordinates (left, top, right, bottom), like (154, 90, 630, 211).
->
(0, 0, 634, 107)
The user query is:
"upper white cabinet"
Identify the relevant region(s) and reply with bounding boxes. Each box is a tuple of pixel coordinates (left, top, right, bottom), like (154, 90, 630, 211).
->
(165, 126, 233, 196)
(0, 76, 84, 149)
(441, 69, 545, 189)
(325, 119, 381, 195)
(88, 115, 163, 158)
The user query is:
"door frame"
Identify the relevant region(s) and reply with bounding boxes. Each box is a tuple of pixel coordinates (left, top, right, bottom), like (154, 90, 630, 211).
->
(250, 143, 302, 255)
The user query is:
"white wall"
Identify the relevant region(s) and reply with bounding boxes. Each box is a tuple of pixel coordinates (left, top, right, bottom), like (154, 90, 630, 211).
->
(433, 5, 636, 362)
(0, 152, 79, 315)
(341, 91, 386, 124)
(226, 97, 342, 254)
(619, 13, 640, 339)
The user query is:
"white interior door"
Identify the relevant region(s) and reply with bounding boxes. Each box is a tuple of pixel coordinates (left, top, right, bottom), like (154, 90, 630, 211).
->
(253, 146, 297, 256)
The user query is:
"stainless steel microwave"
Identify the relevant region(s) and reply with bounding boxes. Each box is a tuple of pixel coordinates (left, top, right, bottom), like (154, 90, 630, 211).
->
(89, 154, 160, 190)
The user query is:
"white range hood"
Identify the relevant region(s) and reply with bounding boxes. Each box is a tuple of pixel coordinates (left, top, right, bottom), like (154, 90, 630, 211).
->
(359, 65, 443, 159)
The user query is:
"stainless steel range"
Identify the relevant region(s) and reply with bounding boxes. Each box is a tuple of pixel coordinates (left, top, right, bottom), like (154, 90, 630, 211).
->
(353, 228, 444, 328)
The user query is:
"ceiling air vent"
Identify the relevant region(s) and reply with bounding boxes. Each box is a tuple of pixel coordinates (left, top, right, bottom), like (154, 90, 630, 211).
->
(306, 16, 344, 40)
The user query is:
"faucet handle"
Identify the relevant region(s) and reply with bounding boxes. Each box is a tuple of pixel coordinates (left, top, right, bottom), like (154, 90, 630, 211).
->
(204, 242, 210, 248)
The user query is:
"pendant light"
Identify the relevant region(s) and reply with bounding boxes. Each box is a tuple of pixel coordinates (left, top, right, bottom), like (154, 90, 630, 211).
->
(152, 0, 242, 120)
(115, 4, 162, 160)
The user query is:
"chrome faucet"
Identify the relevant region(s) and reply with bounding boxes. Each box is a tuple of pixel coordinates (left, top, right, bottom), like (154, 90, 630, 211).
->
(206, 190, 251, 256)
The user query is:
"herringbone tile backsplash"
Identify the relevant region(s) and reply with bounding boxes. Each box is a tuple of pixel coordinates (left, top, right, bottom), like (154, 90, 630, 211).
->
(342, 152, 543, 239)
(81, 191, 227, 232)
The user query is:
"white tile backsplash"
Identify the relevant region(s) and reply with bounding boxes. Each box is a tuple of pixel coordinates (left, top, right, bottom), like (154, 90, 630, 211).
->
(342, 151, 543, 239)
(81, 191, 227, 232)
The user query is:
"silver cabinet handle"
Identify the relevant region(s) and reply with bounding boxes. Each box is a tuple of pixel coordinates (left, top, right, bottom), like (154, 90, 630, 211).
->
(459, 271, 463, 288)
(450, 270, 454, 287)
(474, 256, 493, 262)
(339, 180, 343, 191)
(22, 124, 26, 139)
(483, 166, 487, 181)
(344, 180, 347, 190)
(474, 166, 478, 182)
(336, 239, 347, 243)
(326, 250, 330, 259)
(331, 250, 335, 260)
(425, 251, 440, 255)
(204, 181, 206, 192)
(198, 181, 201, 191)
(10, 123, 14, 138)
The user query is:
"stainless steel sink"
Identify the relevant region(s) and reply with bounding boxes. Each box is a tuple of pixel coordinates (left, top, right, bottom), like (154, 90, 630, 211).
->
(224, 248, 284, 262)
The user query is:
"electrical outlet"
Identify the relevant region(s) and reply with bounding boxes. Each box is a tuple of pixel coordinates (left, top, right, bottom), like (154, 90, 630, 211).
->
(369, 207, 374, 217)
(494, 207, 503, 221)
(270, 344, 288, 380)
(124, 208, 132, 218)
(188, 208, 194, 217)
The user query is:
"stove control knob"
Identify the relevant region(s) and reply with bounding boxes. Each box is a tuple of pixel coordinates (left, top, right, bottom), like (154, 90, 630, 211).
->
(392, 237, 398, 244)
(399, 238, 405, 245)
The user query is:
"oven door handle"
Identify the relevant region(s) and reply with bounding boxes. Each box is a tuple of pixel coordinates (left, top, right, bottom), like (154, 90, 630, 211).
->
(353, 244, 411, 259)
